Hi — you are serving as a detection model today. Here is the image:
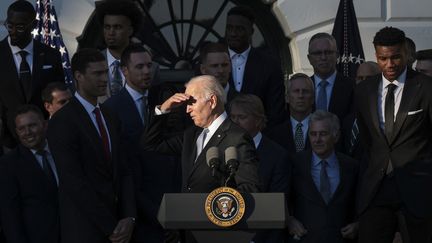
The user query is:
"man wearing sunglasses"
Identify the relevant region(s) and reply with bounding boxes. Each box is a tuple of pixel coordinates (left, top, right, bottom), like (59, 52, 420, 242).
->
(0, 0, 64, 150)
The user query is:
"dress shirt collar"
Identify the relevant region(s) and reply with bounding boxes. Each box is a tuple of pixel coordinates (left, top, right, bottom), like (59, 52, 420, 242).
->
(106, 49, 119, 67)
(253, 132, 263, 149)
(206, 111, 228, 131)
(229, 45, 251, 59)
(75, 92, 100, 114)
(381, 67, 407, 88)
(30, 141, 50, 156)
(125, 83, 148, 101)
(314, 71, 337, 89)
(290, 114, 310, 128)
(312, 150, 338, 168)
(8, 36, 33, 55)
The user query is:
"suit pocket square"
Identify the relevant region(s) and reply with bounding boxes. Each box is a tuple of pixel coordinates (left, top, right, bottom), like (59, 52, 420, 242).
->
(42, 65, 53, 69)
(407, 109, 423, 115)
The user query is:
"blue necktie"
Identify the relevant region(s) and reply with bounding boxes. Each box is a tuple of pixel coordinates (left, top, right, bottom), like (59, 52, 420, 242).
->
(320, 160, 331, 204)
(316, 80, 329, 111)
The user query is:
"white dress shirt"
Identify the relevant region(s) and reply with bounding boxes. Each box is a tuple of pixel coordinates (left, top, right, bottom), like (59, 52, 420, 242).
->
(125, 84, 148, 123)
(377, 68, 407, 130)
(229, 46, 251, 92)
(8, 36, 34, 73)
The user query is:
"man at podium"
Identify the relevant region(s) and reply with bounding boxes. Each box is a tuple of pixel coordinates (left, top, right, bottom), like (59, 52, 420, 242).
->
(142, 75, 259, 193)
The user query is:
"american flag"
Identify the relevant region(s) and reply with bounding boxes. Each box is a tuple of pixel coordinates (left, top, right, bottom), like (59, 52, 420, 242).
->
(32, 0, 74, 86)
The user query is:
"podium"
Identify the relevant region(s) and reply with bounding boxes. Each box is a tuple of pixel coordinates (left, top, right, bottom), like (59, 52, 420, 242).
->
(158, 192, 287, 243)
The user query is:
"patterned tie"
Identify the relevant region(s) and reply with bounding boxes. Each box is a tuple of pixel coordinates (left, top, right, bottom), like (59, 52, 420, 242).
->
(294, 122, 305, 152)
(316, 80, 329, 111)
(93, 107, 111, 161)
(110, 60, 123, 96)
(349, 119, 359, 154)
(36, 150, 57, 186)
(320, 160, 331, 204)
(18, 50, 32, 101)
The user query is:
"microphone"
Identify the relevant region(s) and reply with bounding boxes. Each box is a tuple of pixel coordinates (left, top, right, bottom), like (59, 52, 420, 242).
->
(206, 147, 220, 177)
(224, 146, 239, 179)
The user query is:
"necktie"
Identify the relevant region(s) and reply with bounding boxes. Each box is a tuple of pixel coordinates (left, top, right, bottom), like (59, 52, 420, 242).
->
(93, 107, 111, 161)
(110, 60, 123, 96)
(320, 160, 331, 204)
(384, 84, 397, 141)
(349, 119, 359, 154)
(196, 128, 209, 160)
(18, 50, 32, 101)
(294, 122, 305, 152)
(140, 96, 148, 125)
(316, 80, 329, 111)
(36, 150, 57, 186)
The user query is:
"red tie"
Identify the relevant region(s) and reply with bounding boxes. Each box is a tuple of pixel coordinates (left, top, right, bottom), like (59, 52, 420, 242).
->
(93, 107, 111, 161)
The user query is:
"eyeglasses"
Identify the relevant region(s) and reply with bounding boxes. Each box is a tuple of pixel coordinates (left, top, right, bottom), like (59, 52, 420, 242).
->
(3, 21, 33, 33)
(309, 50, 337, 57)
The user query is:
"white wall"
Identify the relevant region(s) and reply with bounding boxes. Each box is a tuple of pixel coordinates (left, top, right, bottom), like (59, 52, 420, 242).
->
(273, 0, 432, 74)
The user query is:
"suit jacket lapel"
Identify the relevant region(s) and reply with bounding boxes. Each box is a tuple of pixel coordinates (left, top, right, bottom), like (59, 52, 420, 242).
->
(367, 78, 383, 139)
(301, 152, 327, 207)
(241, 48, 256, 93)
(30, 42, 44, 103)
(329, 154, 346, 203)
(390, 71, 419, 145)
(1, 39, 26, 103)
(187, 119, 230, 180)
(19, 145, 57, 189)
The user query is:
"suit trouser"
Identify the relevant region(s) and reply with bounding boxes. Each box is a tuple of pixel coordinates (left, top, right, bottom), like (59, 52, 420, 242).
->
(358, 176, 432, 243)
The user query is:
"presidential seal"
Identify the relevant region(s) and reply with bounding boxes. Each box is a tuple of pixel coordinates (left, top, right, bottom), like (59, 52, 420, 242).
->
(205, 187, 245, 227)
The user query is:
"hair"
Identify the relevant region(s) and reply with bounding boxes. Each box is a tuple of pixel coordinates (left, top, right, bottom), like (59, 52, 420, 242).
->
(13, 104, 45, 123)
(229, 94, 267, 130)
(71, 48, 106, 76)
(308, 32, 337, 53)
(286, 73, 315, 93)
(96, 0, 142, 33)
(416, 49, 432, 61)
(309, 110, 340, 137)
(7, 0, 36, 19)
(185, 75, 226, 105)
(41, 82, 70, 103)
(227, 6, 255, 24)
(199, 42, 229, 64)
(373, 27, 406, 47)
(120, 44, 150, 67)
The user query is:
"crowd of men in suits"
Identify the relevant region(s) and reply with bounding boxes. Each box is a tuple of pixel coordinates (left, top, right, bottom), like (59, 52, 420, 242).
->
(1, 1, 432, 243)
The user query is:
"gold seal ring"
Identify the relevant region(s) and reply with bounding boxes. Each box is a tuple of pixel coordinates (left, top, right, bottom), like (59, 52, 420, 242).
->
(204, 187, 245, 227)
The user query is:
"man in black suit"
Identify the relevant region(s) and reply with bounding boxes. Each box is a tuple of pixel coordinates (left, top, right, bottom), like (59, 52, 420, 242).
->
(267, 73, 314, 153)
(47, 48, 136, 243)
(356, 27, 432, 243)
(200, 42, 238, 105)
(0, 105, 59, 243)
(307, 32, 354, 123)
(287, 110, 358, 243)
(0, 0, 64, 149)
(104, 44, 179, 243)
(225, 6, 285, 128)
(142, 75, 259, 193)
(229, 94, 290, 242)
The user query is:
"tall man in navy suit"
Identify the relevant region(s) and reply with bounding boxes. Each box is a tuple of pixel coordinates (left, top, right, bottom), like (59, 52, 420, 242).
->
(0, 105, 59, 243)
(47, 48, 136, 243)
(356, 27, 432, 243)
(104, 44, 180, 243)
(0, 0, 64, 149)
(225, 6, 285, 127)
(307, 32, 354, 123)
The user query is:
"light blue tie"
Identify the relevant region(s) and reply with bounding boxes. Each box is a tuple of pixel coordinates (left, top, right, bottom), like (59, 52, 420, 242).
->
(316, 80, 329, 111)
